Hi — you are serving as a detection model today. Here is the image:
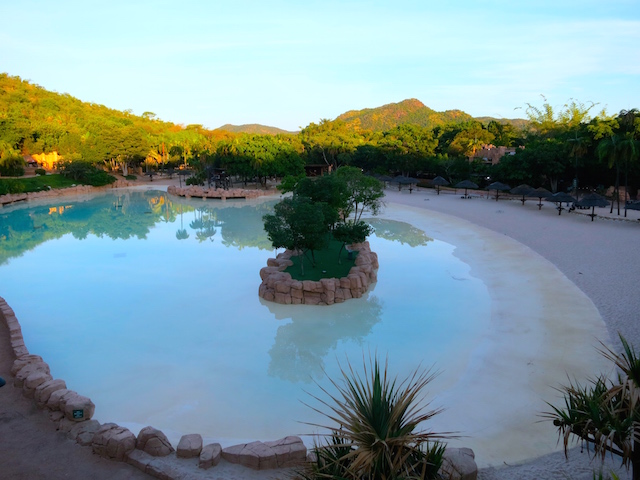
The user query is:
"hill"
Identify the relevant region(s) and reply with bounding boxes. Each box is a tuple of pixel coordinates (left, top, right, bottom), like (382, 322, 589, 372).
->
(215, 124, 296, 135)
(335, 98, 527, 132)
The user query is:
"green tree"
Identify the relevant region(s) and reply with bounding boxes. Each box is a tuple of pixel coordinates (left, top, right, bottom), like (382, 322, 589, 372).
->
(263, 196, 328, 275)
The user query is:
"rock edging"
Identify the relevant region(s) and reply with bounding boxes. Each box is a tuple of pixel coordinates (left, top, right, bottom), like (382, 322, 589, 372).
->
(259, 241, 379, 305)
(167, 184, 277, 200)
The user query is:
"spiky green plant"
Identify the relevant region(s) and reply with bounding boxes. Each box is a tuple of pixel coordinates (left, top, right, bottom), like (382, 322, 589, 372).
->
(544, 334, 640, 480)
(298, 355, 451, 480)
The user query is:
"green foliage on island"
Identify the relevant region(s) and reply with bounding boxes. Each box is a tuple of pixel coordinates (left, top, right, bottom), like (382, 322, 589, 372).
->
(264, 167, 382, 278)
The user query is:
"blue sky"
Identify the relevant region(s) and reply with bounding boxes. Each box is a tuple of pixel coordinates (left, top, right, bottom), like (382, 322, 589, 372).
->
(1, 0, 638, 131)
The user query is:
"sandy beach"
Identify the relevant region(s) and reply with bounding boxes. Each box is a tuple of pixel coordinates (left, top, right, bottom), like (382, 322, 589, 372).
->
(1, 178, 639, 479)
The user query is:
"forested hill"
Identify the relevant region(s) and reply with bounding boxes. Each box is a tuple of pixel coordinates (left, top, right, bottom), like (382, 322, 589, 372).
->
(336, 98, 527, 132)
(215, 124, 296, 135)
(335, 99, 472, 131)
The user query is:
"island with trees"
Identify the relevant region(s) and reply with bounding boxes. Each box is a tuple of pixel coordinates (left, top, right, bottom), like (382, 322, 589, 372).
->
(259, 167, 384, 305)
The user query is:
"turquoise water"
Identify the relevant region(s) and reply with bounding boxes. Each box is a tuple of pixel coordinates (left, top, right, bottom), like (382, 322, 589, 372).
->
(0, 190, 490, 446)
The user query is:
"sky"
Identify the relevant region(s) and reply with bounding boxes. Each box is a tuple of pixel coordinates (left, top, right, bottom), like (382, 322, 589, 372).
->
(1, 0, 639, 131)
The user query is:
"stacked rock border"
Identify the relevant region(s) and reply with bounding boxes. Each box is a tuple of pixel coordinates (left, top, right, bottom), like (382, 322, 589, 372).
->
(259, 241, 379, 305)
(167, 185, 277, 200)
(0, 296, 478, 480)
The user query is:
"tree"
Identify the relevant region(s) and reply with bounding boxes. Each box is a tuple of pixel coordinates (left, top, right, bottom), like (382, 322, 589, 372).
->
(263, 196, 328, 275)
(545, 335, 640, 480)
(334, 166, 384, 223)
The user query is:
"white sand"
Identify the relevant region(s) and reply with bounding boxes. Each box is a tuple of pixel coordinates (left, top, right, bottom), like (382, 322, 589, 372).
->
(383, 187, 640, 479)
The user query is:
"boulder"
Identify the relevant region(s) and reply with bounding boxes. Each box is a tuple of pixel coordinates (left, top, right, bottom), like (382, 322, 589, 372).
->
(199, 443, 222, 469)
(92, 423, 136, 461)
(14, 361, 50, 388)
(68, 419, 101, 446)
(222, 441, 276, 470)
(47, 389, 77, 411)
(23, 371, 53, 398)
(137, 426, 174, 457)
(34, 379, 67, 408)
(176, 433, 203, 458)
(264, 436, 307, 467)
(222, 436, 306, 470)
(62, 393, 95, 422)
(440, 447, 478, 480)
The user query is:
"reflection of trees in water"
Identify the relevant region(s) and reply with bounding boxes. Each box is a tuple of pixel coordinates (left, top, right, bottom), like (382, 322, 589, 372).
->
(366, 218, 432, 247)
(184, 202, 274, 250)
(0, 191, 171, 265)
(189, 207, 219, 243)
(266, 295, 383, 383)
(0, 193, 276, 265)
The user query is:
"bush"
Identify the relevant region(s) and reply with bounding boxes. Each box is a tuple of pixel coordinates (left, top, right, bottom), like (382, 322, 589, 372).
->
(0, 179, 26, 195)
(0, 153, 25, 177)
(35, 168, 46, 176)
(58, 160, 116, 186)
(125, 174, 137, 180)
(299, 355, 449, 480)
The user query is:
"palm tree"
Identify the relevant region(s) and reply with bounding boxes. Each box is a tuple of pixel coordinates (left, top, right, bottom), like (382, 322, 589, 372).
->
(299, 355, 451, 480)
(545, 334, 640, 480)
(597, 133, 624, 214)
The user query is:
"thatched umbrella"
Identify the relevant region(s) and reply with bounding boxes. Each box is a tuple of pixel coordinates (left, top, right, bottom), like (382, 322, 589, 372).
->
(431, 176, 450, 195)
(575, 193, 610, 221)
(547, 192, 576, 216)
(486, 181, 511, 201)
(394, 175, 419, 193)
(510, 184, 534, 205)
(625, 201, 640, 211)
(455, 180, 479, 199)
(377, 175, 394, 188)
(528, 187, 552, 210)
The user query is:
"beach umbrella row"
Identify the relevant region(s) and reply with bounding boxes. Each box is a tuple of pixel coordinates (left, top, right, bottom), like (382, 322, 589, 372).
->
(486, 181, 511, 201)
(455, 180, 479, 198)
(431, 176, 449, 195)
(575, 193, 610, 221)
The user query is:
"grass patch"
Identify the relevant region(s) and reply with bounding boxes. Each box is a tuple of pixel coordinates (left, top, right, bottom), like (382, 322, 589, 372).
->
(0, 174, 78, 194)
(285, 239, 358, 281)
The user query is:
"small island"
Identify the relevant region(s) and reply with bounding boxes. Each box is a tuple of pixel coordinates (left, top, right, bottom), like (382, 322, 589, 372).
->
(259, 167, 384, 305)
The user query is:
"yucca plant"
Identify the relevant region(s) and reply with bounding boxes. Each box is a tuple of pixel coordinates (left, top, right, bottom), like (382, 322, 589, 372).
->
(544, 334, 640, 480)
(298, 355, 451, 480)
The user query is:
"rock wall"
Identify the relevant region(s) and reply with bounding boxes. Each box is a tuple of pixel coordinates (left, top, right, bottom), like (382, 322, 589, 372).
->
(167, 185, 277, 200)
(259, 241, 379, 305)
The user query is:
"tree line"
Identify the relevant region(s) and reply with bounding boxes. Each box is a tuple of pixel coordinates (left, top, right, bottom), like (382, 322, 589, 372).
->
(1, 74, 638, 199)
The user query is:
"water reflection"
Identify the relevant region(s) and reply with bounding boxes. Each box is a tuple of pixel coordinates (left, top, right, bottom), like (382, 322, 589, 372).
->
(264, 294, 384, 383)
(0, 191, 275, 265)
(366, 218, 433, 247)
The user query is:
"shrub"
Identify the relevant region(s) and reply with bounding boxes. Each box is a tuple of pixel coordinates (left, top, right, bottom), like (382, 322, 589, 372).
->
(545, 334, 640, 480)
(35, 168, 46, 176)
(125, 174, 137, 181)
(0, 153, 25, 177)
(58, 160, 116, 186)
(299, 355, 449, 480)
(0, 179, 25, 195)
